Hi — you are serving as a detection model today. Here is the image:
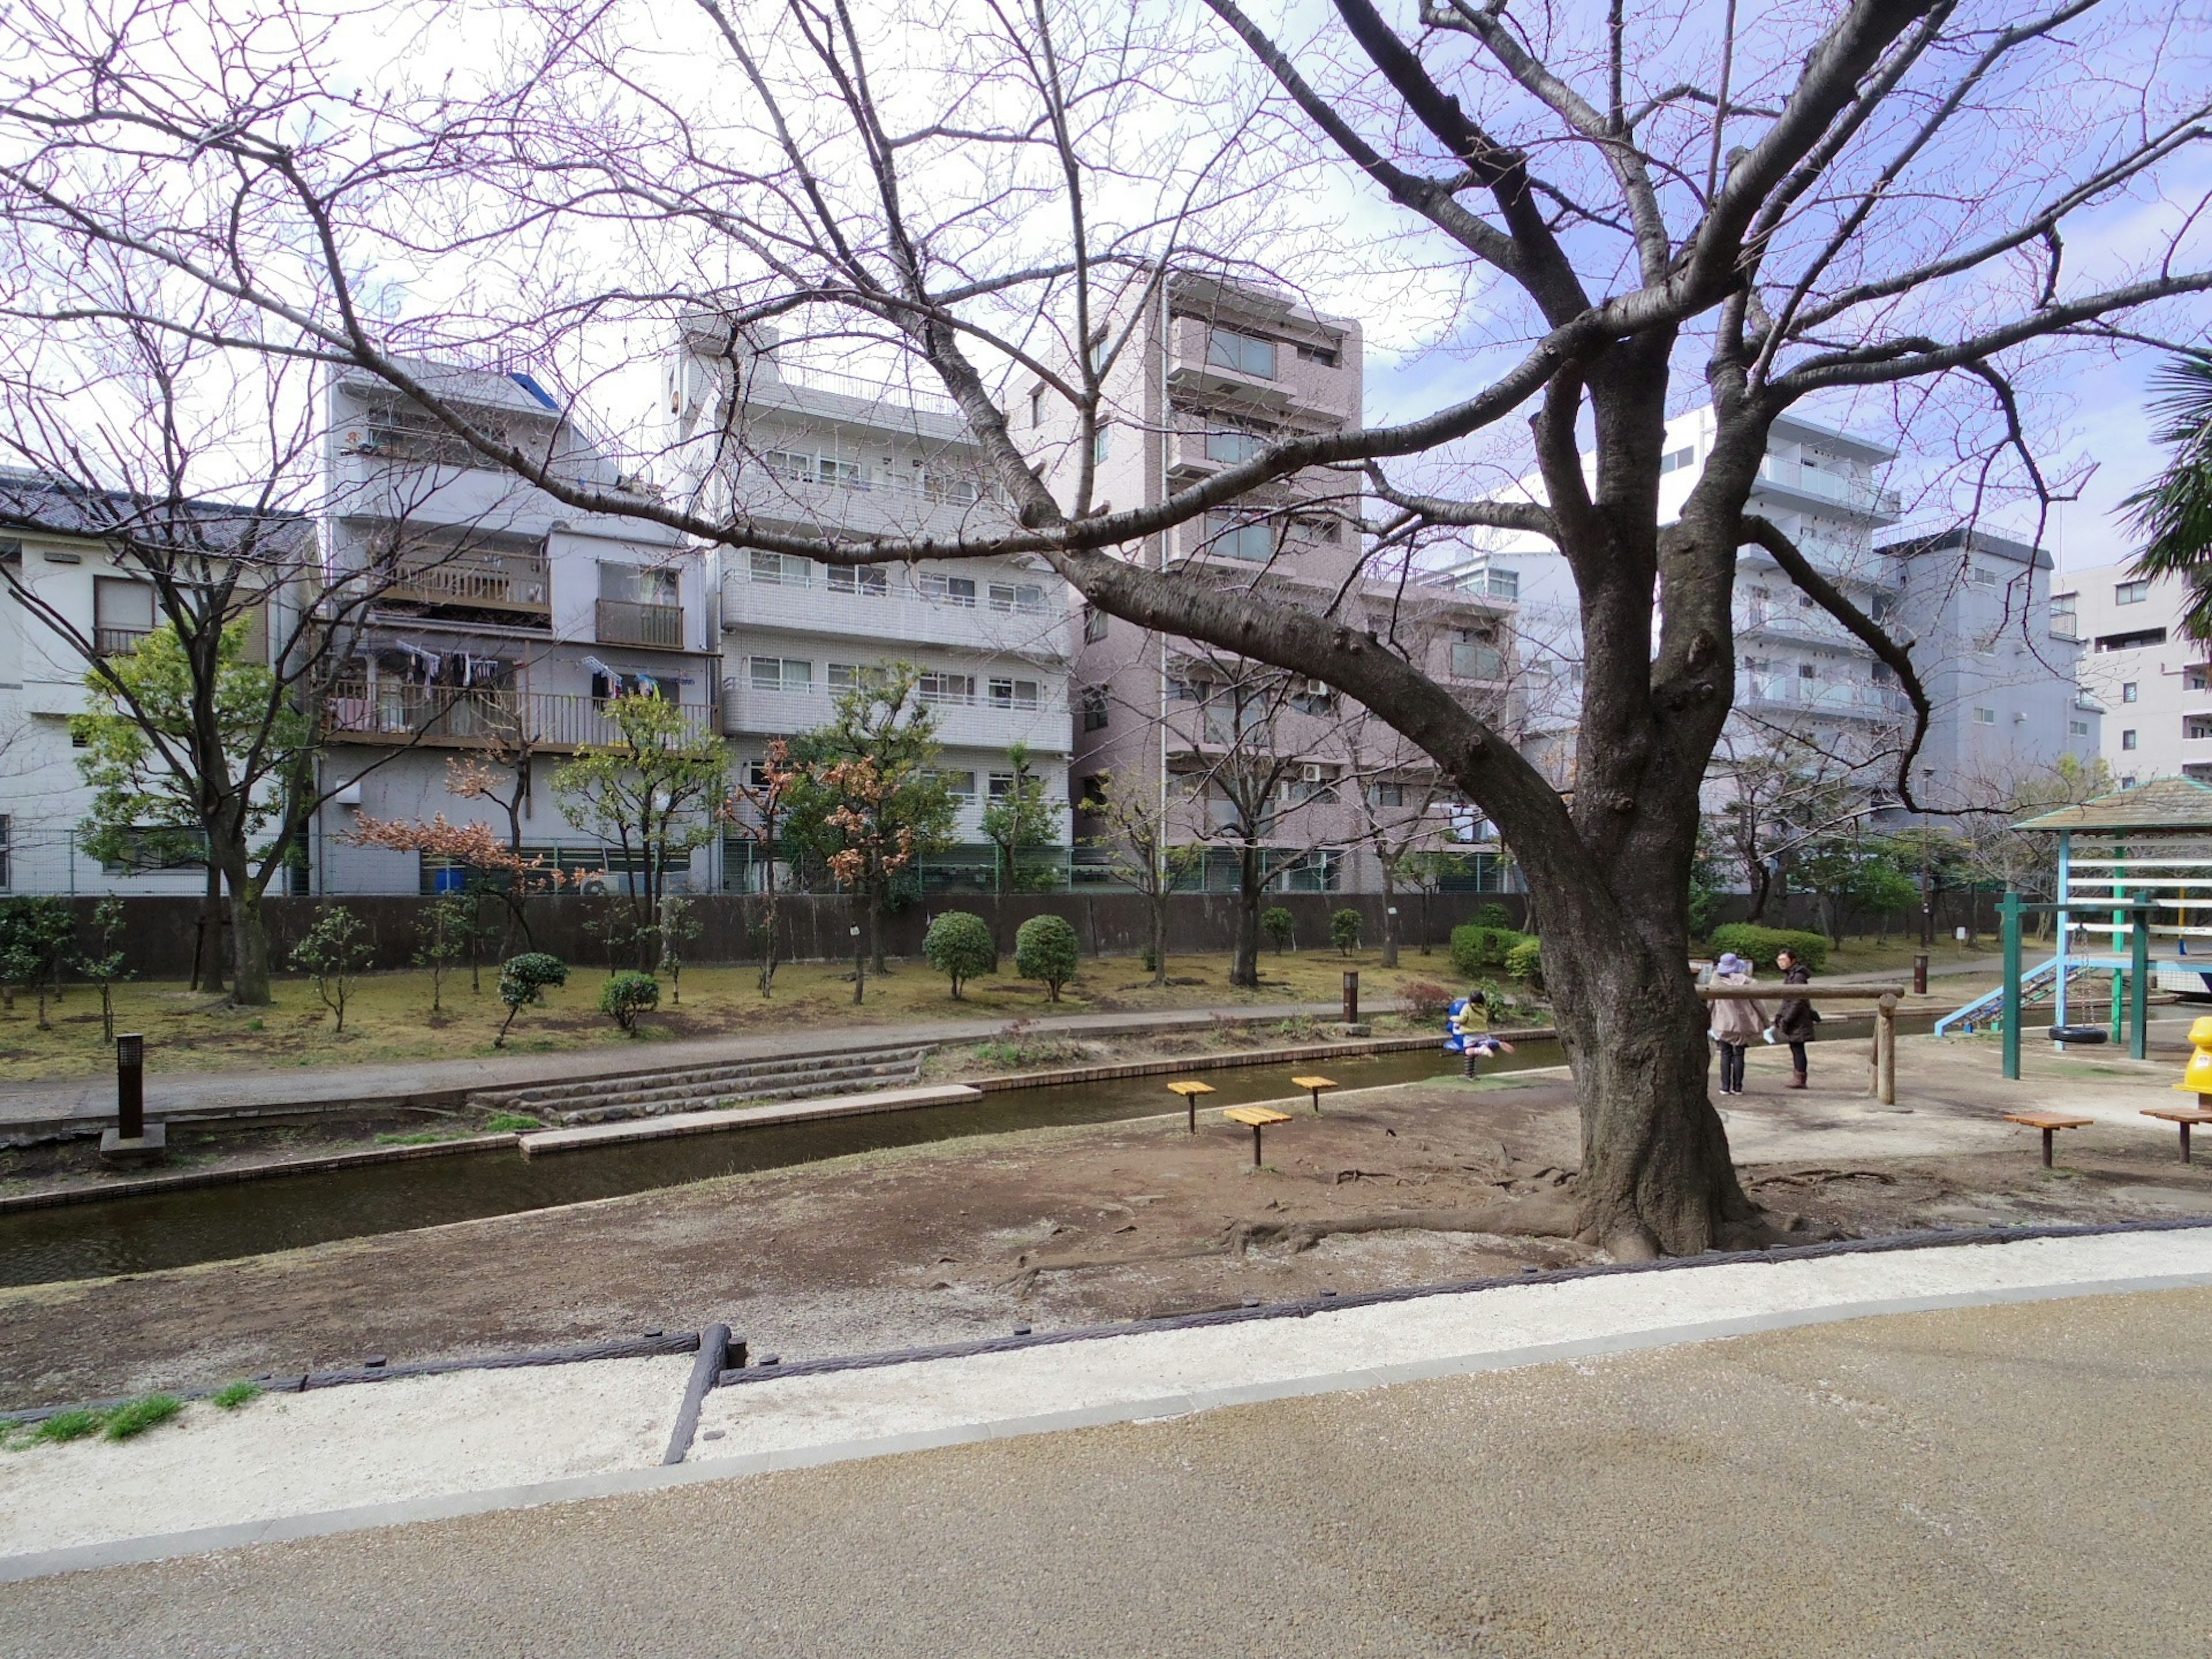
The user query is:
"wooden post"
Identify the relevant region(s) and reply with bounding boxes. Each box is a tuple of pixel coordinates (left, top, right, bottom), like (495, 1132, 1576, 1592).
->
(1912, 953, 1928, 995)
(1341, 971, 1359, 1025)
(1876, 994, 1896, 1107)
(116, 1033, 145, 1141)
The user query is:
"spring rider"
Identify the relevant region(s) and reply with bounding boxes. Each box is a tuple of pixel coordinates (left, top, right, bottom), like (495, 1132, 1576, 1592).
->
(1445, 992, 1515, 1077)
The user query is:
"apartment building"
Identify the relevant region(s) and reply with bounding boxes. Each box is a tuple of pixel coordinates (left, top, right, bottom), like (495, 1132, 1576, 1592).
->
(1442, 406, 1907, 793)
(0, 477, 308, 896)
(1883, 527, 2099, 805)
(1035, 270, 1517, 893)
(312, 363, 721, 894)
(666, 318, 1075, 892)
(2063, 561, 2209, 787)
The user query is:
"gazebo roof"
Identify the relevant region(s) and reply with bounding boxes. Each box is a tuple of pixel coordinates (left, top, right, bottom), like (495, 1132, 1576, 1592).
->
(2014, 776, 2212, 833)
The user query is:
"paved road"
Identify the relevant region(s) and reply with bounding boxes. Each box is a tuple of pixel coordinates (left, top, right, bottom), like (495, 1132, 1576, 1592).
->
(5, 1286, 2204, 1657)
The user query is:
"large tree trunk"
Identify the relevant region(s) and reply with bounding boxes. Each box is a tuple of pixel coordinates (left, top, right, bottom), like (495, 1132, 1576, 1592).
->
(228, 876, 272, 1007)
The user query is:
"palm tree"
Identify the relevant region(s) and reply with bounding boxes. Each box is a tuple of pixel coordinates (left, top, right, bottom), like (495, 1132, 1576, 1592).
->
(2126, 353, 2212, 638)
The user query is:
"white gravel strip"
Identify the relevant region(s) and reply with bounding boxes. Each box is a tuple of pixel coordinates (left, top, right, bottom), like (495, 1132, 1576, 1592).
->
(0, 1353, 692, 1556)
(688, 1229, 2212, 1463)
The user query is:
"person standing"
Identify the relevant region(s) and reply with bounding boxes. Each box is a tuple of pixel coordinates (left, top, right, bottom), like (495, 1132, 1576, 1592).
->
(1772, 948, 1820, 1089)
(1707, 952, 1767, 1095)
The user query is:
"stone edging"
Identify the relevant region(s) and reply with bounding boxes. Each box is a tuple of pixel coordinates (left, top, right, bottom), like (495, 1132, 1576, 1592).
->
(964, 1027, 1554, 1094)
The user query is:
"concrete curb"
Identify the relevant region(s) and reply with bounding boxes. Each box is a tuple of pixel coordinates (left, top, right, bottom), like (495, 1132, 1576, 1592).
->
(4, 1261, 2206, 1586)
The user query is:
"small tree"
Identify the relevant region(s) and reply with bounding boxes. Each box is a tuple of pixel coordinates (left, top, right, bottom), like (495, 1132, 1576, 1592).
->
(495, 953, 569, 1048)
(980, 742, 1063, 897)
(414, 894, 469, 1014)
(1330, 908, 1362, 957)
(349, 814, 567, 984)
(726, 739, 801, 999)
(289, 906, 372, 1035)
(1014, 914, 1079, 1002)
(76, 894, 132, 1041)
(924, 911, 996, 1001)
(656, 894, 701, 1006)
(1083, 776, 1198, 988)
(0, 897, 75, 1029)
(599, 970, 660, 1035)
(1262, 908, 1296, 955)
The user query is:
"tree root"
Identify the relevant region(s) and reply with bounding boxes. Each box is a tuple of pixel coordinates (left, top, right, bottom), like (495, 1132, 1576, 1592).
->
(998, 1243, 1228, 1296)
(1228, 1191, 1582, 1257)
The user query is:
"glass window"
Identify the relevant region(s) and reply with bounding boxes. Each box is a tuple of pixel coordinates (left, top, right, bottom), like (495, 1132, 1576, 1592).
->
(2188, 718, 2212, 740)
(2122, 729, 2138, 751)
(750, 656, 811, 692)
(1482, 567, 1519, 602)
(1974, 707, 1997, 725)
(827, 565, 888, 597)
(1969, 565, 1999, 587)
(1092, 423, 1110, 464)
(987, 677, 1039, 710)
(1373, 782, 1406, 808)
(1205, 512, 1274, 561)
(2071, 719, 2091, 737)
(1205, 425, 1267, 464)
(917, 671, 975, 704)
(918, 572, 977, 607)
(827, 663, 886, 692)
(1450, 635, 1503, 679)
(1082, 603, 1107, 642)
(1080, 685, 1109, 731)
(987, 772, 1016, 800)
(2116, 578, 2150, 605)
(988, 582, 1045, 614)
(1294, 340, 1339, 366)
(1205, 327, 1277, 378)
(1658, 446, 1695, 474)
(934, 770, 977, 803)
(1028, 387, 1043, 429)
(749, 550, 810, 586)
(2187, 665, 2210, 691)
(2123, 683, 2139, 702)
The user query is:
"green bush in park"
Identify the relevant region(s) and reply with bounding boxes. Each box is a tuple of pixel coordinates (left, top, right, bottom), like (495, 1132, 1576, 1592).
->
(1476, 902, 1512, 930)
(1014, 914, 1081, 1002)
(495, 953, 570, 1048)
(1504, 937, 1544, 990)
(1706, 925, 1830, 973)
(599, 970, 661, 1034)
(1262, 907, 1296, 953)
(1329, 908, 1363, 956)
(923, 912, 997, 999)
(289, 906, 373, 1034)
(1449, 924, 1530, 979)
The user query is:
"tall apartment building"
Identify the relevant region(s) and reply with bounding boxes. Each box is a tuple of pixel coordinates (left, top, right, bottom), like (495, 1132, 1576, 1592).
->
(312, 363, 721, 894)
(0, 478, 308, 896)
(1442, 406, 1907, 792)
(666, 319, 1075, 892)
(1883, 527, 2099, 805)
(2063, 561, 2210, 787)
(1034, 271, 1517, 893)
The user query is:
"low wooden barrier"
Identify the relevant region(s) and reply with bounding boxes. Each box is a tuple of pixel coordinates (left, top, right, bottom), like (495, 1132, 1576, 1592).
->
(1700, 982, 1908, 1106)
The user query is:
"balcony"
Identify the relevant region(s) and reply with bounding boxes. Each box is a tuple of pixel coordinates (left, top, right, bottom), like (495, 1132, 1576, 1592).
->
(94, 626, 150, 656)
(380, 550, 551, 618)
(596, 597, 684, 649)
(1735, 604, 1862, 649)
(721, 677, 1071, 753)
(724, 459, 1014, 545)
(1737, 673, 1901, 722)
(324, 685, 715, 752)
(1752, 457, 1902, 521)
(724, 568, 1071, 659)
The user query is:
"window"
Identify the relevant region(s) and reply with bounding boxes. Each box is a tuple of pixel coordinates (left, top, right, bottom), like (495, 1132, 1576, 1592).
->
(922, 472, 984, 507)
(917, 671, 975, 704)
(1451, 635, 1503, 679)
(987, 771, 1016, 801)
(93, 577, 154, 653)
(745, 759, 774, 789)
(750, 550, 812, 587)
(986, 677, 1040, 710)
(1092, 423, 1111, 464)
(1294, 339, 1339, 366)
(2071, 719, 2091, 737)
(98, 825, 210, 874)
(2188, 665, 2210, 691)
(2188, 718, 2212, 740)
(1480, 566, 1520, 603)
(1799, 662, 1817, 680)
(1205, 424, 1267, 464)
(1168, 677, 1206, 703)
(761, 449, 862, 488)
(1080, 685, 1109, 731)
(1658, 446, 1695, 474)
(1974, 707, 1997, 725)
(1205, 512, 1274, 561)
(591, 667, 667, 701)
(2123, 681, 2139, 703)
(2122, 728, 2139, 751)
(1082, 603, 1107, 643)
(2122, 775, 2138, 789)
(2051, 593, 2078, 632)
(827, 663, 886, 693)
(988, 581, 1046, 615)
(2096, 628, 2167, 652)
(1373, 782, 1406, 808)
(1029, 386, 1044, 429)
(934, 770, 978, 804)
(918, 572, 977, 607)
(1969, 565, 2000, 588)
(1206, 325, 1277, 378)
(827, 565, 888, 597)
(749, 656, 812, 692)
(2116, 578, 2150, 605)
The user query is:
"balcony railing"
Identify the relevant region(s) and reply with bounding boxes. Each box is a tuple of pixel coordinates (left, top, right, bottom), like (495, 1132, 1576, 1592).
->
(1754, 457, 1902, 518)
(596, 598, 684, 649)
(324, 684, 714, 750)
(94, 626, 150, 656)
(381, 551, 551, 614)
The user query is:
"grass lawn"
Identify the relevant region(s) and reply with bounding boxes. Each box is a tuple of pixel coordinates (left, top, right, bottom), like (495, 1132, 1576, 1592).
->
(0, 943, 1486, 1084)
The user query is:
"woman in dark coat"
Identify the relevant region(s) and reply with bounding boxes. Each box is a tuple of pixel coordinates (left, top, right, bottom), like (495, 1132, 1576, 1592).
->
(1771, 948, 1820, 1089)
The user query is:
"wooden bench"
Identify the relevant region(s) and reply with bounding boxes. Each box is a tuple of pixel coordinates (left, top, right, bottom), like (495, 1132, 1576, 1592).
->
(1222, 1105, 1293, 1167)
(1166, 1080, 1215, 1133)
(2143, 1108, 2212, 1164)
(1290, 1075, 1338, 1115)
(2003, 1111, 2094, 1168)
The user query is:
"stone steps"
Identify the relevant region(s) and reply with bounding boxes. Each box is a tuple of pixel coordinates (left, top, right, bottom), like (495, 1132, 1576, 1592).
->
(467, 1044, 935, 1126)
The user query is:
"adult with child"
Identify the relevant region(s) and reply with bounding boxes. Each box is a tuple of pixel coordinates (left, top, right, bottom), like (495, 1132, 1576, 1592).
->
(1706, 952, 1767, 1096)
(1771, 947, 1821, 1089)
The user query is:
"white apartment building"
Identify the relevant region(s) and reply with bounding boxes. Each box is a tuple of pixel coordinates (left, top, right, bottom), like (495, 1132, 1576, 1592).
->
(666, 318, 1075, 892)
(310, 363, 721, 895)
(1033, 269, 1517, 895)
(1443, 406, 1907, 791)
(2064, 561, 2210, 787)
(0, 478, 308, 896)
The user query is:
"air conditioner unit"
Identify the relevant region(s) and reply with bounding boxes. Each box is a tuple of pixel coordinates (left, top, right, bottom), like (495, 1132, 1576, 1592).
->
(1306, 679, 1329, 696)
(331, 781, 362, 808)
(1302, 763, 1325, 784)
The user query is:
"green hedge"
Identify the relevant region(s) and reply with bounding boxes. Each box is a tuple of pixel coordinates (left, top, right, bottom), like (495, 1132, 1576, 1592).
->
(1706, 924, 1829, 972)
(1503, 937, 1543, 989)
(1450, 924, 1530, 978)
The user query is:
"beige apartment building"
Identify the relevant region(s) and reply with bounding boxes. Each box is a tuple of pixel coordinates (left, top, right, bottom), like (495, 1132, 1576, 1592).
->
(1031, 270, 1517, 894)
(2063, 561, 2208, 787)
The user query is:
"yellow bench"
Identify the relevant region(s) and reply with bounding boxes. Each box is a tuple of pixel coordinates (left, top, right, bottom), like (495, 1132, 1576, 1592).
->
(1222, 1105, 1293, 1167)
(1290, 1075, 1338, 1114)
(1166, 1080, 1215, 1133)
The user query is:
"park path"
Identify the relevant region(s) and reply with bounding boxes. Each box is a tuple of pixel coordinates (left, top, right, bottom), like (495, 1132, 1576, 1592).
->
(0, 1000, 1349, 1137)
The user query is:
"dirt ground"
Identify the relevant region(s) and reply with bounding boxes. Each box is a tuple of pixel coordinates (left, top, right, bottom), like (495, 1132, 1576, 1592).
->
(2, 1032, 2207, 1412)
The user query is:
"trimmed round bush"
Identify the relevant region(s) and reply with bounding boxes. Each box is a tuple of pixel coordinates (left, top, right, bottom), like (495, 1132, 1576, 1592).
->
(1262, 907, 1296, 953)
(599, 969, 661, 1034)
(924, 911, 997, 999)
(1503, 937, 1543, 990)
(1014, 914, 1081, 1002)
(495, 952, 570, 1047)
(1449, 923, 1530, 979)
(1329, 907, 1362, 955)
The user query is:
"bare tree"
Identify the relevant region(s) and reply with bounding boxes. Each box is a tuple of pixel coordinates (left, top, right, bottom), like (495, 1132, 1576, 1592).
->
(1081, 775, 1199, 988)
(5, 1, 2207, 1253)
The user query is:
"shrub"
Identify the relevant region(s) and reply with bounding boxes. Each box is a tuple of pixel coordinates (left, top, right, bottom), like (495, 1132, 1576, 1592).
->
(0, 895, 75, 1029)
(1329, 908, 1362, 955)
(495, 952, 569, 1047)
(1262, 907, 1296, 953)
(1706, 925, 1830, 973)
(1449, 923, 1529, 978)
(210, 1381, 262, 1411)
(289, 906, 373, 1033)
(103, 1393, 183, 1441)
(1399, 979, 1455, 1022)
(1014, 914, 1081, 1001)
(599, 970, 660, 1034)
(1476, 903, 1511, 930)
(1504, 937, 1544, 989)
(923, 911, 997, 999)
